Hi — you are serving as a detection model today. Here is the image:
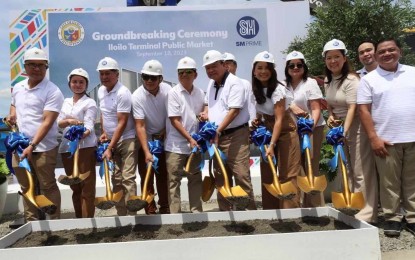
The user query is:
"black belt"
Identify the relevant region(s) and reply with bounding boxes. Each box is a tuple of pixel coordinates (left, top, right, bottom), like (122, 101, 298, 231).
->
(221, 123, 248, 136)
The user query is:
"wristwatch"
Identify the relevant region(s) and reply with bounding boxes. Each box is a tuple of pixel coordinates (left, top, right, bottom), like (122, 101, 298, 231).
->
(29, 141, 38, 150)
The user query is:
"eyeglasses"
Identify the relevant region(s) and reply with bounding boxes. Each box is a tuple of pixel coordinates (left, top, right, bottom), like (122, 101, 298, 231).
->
(142, 74, 159, 81)
(288, 63, 304, 70)
(178, 69, 195, 75)
(25, 63, 48, 70)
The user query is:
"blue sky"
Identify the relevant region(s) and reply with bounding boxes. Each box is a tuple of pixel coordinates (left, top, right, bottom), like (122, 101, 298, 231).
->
(1, 0, 415, 116)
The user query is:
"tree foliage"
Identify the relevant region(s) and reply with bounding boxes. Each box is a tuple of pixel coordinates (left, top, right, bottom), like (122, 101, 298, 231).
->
(286, 0, 415, 76)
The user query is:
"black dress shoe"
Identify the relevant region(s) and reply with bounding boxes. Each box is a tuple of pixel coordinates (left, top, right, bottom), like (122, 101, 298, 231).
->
(405, 222, 415, 236)
(383, 221, 402, 237)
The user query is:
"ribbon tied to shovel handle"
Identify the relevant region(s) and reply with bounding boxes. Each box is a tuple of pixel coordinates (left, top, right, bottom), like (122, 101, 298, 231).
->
(296, 117, 314, 152)
(64, 124, 86, 157)
(250, 126, 276, 165)
(4, 132, 31, 173)
(326, 126, 347, 171)
(96, 142, 114, 179)
(190, 121, 222, 170)
(148, 139, 163, 172)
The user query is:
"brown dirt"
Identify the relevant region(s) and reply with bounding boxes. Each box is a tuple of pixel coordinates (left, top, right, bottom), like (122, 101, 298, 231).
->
(9, 216, 352, 248)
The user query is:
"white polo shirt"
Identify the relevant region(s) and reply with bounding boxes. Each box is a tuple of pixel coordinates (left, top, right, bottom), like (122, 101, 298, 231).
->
(286, 78, 325, 127)
(98, 81, 135, 140)
(58, 95, 97, 153)
(240, 78, 257, 121)
(205, 73, 249, 128)
(12, 77, 64, 152)
(255, 83, 290, 116)
(357, 64, 415, 143)
(132, 82, 170, 138)
(165, 83, 205, 154)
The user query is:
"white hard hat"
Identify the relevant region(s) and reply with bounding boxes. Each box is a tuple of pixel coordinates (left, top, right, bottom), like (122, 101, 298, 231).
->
(223, 52, 236, 62)
(253, 51, 275, 65)
(177, 57, 197, 70)
(23, 47, 48, 62)
(68, 68, 89, 82)
(203, 50, 223, 67)
(141, 60, 163, 76)
(96, 57, 119, 71)
(322, 39, 348, 57)
(286, 51, 306, 62)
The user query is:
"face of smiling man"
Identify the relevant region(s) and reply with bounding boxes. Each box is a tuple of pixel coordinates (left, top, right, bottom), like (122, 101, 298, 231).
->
(375, 40, 402, 72)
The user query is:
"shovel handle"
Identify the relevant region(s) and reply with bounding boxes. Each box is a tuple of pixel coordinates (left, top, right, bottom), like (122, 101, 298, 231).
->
(72, 144, 80, 178)
(103, 158, 113, 199)
(212, 145, 231, 194)
(338, 150, 351, 203)
(264, 145, 281, 188)
(184, 153, 194, 174)
(142, 161, 153, 198)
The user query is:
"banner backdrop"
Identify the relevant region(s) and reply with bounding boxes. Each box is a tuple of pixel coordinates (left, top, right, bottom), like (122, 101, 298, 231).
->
(10, 2, 310, 97)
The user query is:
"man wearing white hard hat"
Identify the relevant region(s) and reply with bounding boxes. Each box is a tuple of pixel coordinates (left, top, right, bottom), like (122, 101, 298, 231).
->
(132, 59, 170, 215)
(58, 68, 97, 218)
(165, 56, 205, 213)
(6, 47, 64, 221)
(223, 52, 256, 121)
(97, 57, 138, 216)
(200, 50, 256, 211)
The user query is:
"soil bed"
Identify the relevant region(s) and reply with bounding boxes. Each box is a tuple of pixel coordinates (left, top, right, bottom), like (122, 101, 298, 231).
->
(10, 216, 351, 248)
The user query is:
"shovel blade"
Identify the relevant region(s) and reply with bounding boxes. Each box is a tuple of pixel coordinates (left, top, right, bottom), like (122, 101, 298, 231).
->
(35, 195, 58, 215)
(331, 191, 365, 215)
(58, 172, 90, 186)
(264, 181, 297, 200)
(201, 176, 215, 202)
(112, 190, 124, 203)
(95, 197, 116, 210)
(126, 194, 154, 212)
(297, 175, 327, 193)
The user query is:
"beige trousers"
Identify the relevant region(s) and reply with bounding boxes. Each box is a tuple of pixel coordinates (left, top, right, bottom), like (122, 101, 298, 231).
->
(341, 118, 378, 223)
(166, 151, 203, 213)
(214, 126, 257, 211)
(111, 138, 138, 216)
(375, 142, 415, 223)
(13, 147, 61, 221)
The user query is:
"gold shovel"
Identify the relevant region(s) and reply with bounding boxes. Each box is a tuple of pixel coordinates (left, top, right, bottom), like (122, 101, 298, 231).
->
(214, 145, 250, 209)
(2, 118, 57, 214)
(58, 143, 90, 185)
(263, 145, 297, 200)
(331, 150, 365, 215)
(185, 149, 216, 202)
(126, 162, 155, 212)
(95, 158, 123, 210)
(297, 144, 327, 194)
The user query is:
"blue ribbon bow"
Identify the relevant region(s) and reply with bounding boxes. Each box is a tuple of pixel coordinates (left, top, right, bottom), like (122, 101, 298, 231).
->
(297, 117, 314, 152)
(148, 140, 163, 172)
(190, 121, 225, 170)
(96, 142, 114, 179)
(326, 126, 347, 171)
(250, 126, 276, 165)
(4, 132, 31, 173)
(64, 125, 86, 157)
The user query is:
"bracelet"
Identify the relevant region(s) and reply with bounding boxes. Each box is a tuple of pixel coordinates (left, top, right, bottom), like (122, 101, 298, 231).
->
(29, 141, 38, 150)
(217, 131, 222, 137)
(269, 142, 276, 147)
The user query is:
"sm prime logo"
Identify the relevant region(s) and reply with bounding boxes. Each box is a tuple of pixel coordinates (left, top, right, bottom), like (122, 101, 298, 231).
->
(236, 16, 261, 47)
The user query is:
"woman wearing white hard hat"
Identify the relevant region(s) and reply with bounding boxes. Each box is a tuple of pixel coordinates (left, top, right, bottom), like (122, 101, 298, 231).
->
(323, 39, 377, 223)
(57, 68, 98, 218)
(252, 51, 301, 210)
(284, 51, 326, 208)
